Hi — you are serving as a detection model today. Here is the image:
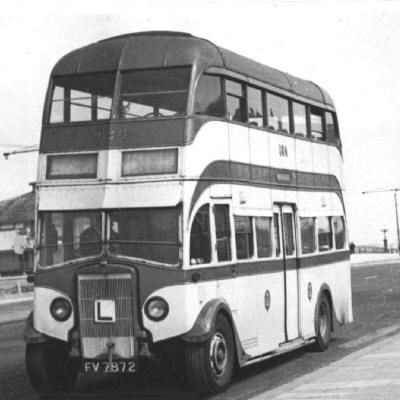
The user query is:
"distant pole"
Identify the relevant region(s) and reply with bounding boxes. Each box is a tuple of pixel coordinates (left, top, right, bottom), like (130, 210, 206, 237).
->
(381, 227, 389, 253)
(362, 187, 400, 255)
(395, 190, 400, 254)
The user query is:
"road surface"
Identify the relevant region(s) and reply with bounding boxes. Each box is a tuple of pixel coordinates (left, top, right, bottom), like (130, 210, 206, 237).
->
(1, 262, 400, 400)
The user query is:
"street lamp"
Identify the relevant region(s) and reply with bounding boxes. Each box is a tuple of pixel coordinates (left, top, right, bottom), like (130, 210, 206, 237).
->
(362, 188, 400, 254)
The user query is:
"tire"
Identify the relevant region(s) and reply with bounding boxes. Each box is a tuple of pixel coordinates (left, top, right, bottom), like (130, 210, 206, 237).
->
(185, 314, 235, 395)
(26, 341, 78, 394)
(313, 293, 332, 351)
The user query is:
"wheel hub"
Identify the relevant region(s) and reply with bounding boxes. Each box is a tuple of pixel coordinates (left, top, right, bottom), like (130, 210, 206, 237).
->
(210, 333, 228, 376)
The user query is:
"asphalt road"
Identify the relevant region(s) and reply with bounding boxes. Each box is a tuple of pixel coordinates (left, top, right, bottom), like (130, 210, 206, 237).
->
(1, 262, 400, 400)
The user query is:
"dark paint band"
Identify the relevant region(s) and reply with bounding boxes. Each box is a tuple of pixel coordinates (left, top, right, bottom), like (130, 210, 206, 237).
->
(189, 160, 344, 214)
(34, 250, 349, 308)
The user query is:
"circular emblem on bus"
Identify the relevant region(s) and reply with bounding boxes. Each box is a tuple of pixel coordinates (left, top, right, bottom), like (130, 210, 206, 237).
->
(308, 282, 313, 301)
(264, 290, 271, 311)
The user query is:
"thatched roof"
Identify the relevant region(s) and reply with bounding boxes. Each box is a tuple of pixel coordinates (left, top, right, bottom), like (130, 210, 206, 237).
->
(0, 191, 34, 225)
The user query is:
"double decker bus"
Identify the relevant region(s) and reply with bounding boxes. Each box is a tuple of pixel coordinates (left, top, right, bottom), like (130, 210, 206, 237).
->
(24, 31, 352, 395)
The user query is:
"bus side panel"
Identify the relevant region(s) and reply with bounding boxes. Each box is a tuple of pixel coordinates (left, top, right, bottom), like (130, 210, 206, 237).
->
(216, 275, 259, 357)
(256, 270, 286, 354)
(298, 260, 352, 339)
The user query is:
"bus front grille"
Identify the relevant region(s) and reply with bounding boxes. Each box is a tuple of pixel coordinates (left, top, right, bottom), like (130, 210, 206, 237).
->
(78, 273, 135, 359)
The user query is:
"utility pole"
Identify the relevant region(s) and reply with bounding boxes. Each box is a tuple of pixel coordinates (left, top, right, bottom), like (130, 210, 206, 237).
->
(363, 188, 400, 254)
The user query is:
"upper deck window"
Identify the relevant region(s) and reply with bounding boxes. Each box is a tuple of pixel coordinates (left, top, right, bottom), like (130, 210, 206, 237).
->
(247, 86, 264, 127)
(326, 111, 340, 143)
(118, 67, 190, 119)
(194, 74, 224, 117)
(310, 107, 325, 140)
(49, 73, 115, 123)
(266, 93, 290, 133)
(226, 79, 246, 122)
(293, 102, 307, 137)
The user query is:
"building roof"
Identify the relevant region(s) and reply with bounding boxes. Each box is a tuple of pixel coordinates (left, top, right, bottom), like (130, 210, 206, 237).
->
(51, 31, 334, 107)
(0, 191, 34, 226)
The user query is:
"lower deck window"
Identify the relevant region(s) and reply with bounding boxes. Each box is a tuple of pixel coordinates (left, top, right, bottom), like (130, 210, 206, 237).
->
(273, 213, 281, 257)
(214, 205, 231, 261)
(234, 216, 254, 260)
(300, 217, 316, 254)
(190, 204, 211, 264)
(109, 207, 180, 265)
(39, 211, 102, 267)
(318, 217, 333, 251)
(333, 216, 346, 249)
(255, 217, 272, 258)
(282, 213, 295, 256)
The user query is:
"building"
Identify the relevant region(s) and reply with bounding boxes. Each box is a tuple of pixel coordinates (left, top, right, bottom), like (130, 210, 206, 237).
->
(0, 191, 34, 275)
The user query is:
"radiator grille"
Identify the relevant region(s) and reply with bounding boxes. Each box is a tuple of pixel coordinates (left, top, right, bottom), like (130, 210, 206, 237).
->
(78, 273, 135, 359)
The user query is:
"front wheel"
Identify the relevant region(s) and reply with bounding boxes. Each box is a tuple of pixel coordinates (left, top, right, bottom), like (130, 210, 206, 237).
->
(185, 314, 235, 395)
(26, 341, 78, 394)
(313, 293, 332, 351)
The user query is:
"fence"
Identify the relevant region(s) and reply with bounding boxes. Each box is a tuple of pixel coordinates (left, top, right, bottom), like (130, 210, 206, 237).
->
(0, 275, 33, 302)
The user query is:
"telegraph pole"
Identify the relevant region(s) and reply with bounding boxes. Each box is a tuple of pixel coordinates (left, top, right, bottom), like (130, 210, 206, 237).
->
(363, 188, 400, 254)
(395, 190, 400, 253)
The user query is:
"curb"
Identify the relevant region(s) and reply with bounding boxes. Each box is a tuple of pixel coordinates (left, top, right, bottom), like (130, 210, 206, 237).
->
(0, 296, 33, 306)
(251, 331, 400, 399)
(351, 258, 400, 268)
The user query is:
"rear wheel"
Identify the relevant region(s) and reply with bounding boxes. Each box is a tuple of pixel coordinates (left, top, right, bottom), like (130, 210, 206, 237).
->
(313, 293, 332, 351)
(26, 341, 78, 394)
(185, 314, 235, 395)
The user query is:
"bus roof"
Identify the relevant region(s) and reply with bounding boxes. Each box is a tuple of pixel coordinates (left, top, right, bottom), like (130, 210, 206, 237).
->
(52, 31, 334, 107)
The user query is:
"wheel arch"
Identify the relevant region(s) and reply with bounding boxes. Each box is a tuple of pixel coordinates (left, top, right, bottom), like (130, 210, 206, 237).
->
(314, 283, 337, 334)
(24, 311, 48, 344)
(180, 298, 250, 367)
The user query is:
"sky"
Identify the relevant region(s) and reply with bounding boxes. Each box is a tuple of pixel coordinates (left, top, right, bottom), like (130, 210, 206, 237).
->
(0, 0, 399, 246)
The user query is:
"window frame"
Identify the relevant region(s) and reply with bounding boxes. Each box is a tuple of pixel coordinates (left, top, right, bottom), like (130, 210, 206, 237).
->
(309, 106, 326, 141)
(116, 65, 192, 120)
(193, 73, 225, 117)
(332, 215, 346, 250)
(234, 215, 255, 261)
(212, 203, 233, 263)
(317, 216, 334, 252)
(189, 203, 212, 265)
(299, 216, 316, 255)
(47, 71, 117, 125)
(224, 78, 247, 123)
(246, 85, 264, 128)
(265, 91, 291, 134)
(254, 215, 274, 259)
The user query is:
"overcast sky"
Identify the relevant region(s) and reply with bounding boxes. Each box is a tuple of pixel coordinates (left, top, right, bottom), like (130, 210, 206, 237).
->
(0, 0, 399, 246)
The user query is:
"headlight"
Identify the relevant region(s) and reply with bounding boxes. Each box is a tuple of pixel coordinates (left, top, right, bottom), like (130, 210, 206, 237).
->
(50, 297, 72, 322)
(144, 296, 169, 321)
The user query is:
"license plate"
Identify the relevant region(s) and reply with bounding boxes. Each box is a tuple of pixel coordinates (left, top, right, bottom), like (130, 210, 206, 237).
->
(83, 360, 136, 373)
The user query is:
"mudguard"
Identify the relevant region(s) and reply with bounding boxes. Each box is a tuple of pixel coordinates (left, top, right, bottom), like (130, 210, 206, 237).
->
(23, 311, 47, 344)
(315, 283, 339, 333)
(181, 298, 251, 366)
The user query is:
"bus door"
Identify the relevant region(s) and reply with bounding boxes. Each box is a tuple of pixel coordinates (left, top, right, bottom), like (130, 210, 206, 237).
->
(273, 204, 299, 342)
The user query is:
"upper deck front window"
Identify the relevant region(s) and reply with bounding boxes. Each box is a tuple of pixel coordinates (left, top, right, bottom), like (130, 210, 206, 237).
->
(49, 73, 116, 123)
(118, 67, 191, 119)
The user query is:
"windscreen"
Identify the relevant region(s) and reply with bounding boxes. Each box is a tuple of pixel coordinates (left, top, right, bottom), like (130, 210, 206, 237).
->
(118, 67, 191, 119)
(49, 73, 116, 123)
(109, 207, 180, 265)
(39, 211, 102, 266)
